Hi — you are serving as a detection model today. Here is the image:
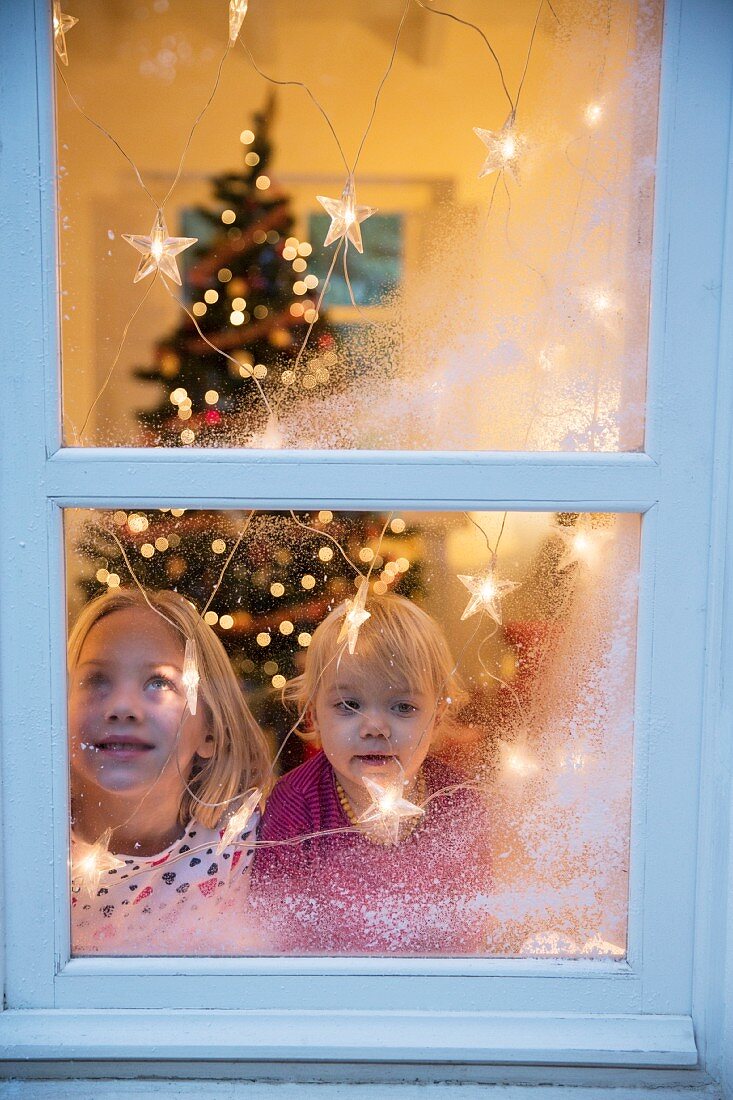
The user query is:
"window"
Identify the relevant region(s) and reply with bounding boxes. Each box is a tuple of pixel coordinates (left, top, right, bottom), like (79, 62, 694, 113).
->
(2, 0, 731, 1075)
(66, 506, 639, 960)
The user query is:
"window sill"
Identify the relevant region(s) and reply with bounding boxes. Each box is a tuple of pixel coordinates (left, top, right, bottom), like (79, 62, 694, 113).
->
(0, 1009, 696, 1067)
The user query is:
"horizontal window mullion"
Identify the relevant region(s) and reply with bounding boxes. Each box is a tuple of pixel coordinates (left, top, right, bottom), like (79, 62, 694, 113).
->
(47, 449, 660, 509)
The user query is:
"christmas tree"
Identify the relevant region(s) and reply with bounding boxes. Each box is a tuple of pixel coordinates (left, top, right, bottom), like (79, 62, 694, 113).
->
(135, 93, 337, 447)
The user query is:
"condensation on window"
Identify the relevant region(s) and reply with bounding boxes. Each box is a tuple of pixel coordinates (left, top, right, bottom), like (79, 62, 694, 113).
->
(66, 507, 638, 957)
(57, 1, 662, 452)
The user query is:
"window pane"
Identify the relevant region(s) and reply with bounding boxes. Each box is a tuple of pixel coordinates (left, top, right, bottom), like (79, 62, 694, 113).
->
(57, 1, 662, 451)
(66, 508, 639, 957)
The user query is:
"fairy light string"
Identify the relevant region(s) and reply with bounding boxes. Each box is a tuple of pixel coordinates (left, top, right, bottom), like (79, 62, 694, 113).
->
(57, 14, 240, 442)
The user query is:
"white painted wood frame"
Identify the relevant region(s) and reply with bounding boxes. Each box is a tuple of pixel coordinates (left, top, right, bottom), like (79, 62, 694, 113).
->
(1, 0, 732, 1079)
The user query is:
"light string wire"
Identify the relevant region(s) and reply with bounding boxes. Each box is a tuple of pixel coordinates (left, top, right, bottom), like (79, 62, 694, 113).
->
(75, 273, 159, 443)
(462, 0, 602, 558)
(159, 276, 276, 430)
(241, 0, 410, 376)
(459, 513, 532, 732)
(56, 35, 231, 214)
(412, 0, 515, 114)
(238, 39, 350, 176)
(58, 31, 235, 443)
(287, 510, 362, 576)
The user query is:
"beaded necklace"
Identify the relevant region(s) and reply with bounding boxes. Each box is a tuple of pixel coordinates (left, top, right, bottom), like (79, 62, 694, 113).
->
(335, 771, 427, 846)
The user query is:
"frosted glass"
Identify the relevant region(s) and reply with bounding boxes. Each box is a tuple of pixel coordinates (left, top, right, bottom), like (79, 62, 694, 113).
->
(66, 507, 638, 957)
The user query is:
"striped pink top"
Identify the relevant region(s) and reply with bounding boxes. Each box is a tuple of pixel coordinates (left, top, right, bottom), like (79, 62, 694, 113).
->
(249, 751, 493, 956)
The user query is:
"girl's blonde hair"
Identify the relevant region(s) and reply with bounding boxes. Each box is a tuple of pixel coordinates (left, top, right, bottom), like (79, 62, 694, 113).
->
(67, 588, 271, 828)
(284, 592, 465, 744)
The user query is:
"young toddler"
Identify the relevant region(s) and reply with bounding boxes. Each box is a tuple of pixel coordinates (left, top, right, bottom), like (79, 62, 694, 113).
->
(69, 587, 271, 955)
(250, 592, 493, 955)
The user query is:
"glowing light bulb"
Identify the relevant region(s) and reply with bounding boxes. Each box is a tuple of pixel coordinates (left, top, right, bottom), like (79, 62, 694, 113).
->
(73, 829, 126, 898)
(500, 741, 540, 779)
(501, 134, 517, 160)
(316, 175, 376, 254)
(585, 102, 603, 126)
(182, 637, 200, 716)
(573, 533, 590, 554)
(556, 519, 613, 572)
(457, 565, 519, 625)
(216, 787, 261, 856)
(337, 577, 371, 654)
(123, 210, 197, 286)
(479, 577, 497, 602)
(474, 112, 521, 180)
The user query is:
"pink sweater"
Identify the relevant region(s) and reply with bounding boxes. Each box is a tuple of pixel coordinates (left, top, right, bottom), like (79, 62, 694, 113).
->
(249, 751, 493, 956)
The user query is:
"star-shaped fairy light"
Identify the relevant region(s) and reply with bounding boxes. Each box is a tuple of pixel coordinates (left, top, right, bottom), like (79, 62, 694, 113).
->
(216, 786, 262, 856)
(457, 564, 519, 625)
(337, 577, 371, 655)
(73, 829, 126, 898)
(357, 774, 425, 846)
(228, 0, 249, 45)
(316, 176, 376, 254)
(53, 1, 78, 65)
(555, 520, 613, 573)
(473, 112, 521, 180)
(182, 637, 200, 716)
(122, 210, 197, 286)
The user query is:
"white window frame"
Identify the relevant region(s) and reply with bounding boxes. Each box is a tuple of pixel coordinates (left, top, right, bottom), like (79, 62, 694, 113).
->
(0, 0, 731, 1078)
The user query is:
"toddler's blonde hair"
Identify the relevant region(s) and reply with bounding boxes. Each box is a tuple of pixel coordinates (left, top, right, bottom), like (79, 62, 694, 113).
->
(284, 592, 464, 744)
(68, 588, 271, 828)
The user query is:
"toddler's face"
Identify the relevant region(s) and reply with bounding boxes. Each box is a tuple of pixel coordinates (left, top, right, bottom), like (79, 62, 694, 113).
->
(69, 607, 212, 802)
(312, 655, 438, 792)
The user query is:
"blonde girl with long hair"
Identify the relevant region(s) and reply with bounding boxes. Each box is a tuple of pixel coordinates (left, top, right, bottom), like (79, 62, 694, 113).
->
(68, 587, 271, 955)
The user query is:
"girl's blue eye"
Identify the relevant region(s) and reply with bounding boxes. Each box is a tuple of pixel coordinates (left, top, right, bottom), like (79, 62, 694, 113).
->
(394, 702, 418, 715)
(147, 674, 176, 691)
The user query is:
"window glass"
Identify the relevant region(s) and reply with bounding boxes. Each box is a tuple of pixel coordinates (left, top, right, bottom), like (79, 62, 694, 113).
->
(57, 1, 662, 451)
(66, 507, 639, 956)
